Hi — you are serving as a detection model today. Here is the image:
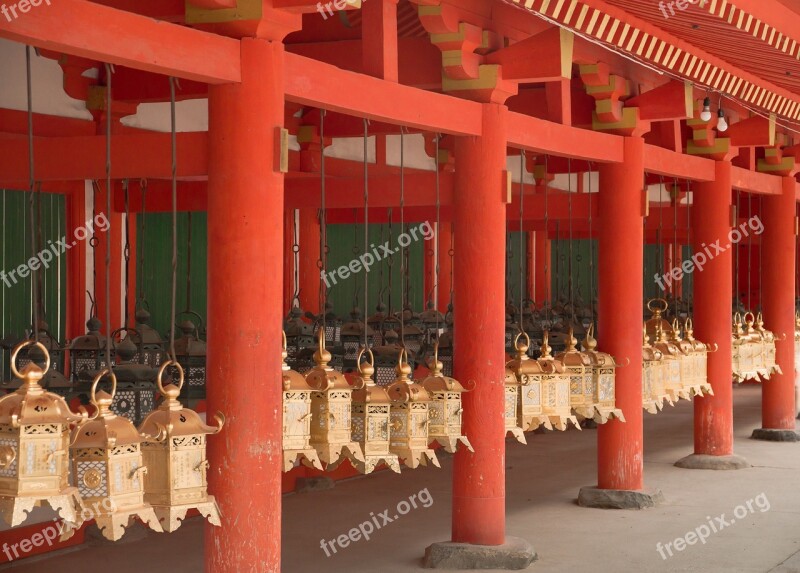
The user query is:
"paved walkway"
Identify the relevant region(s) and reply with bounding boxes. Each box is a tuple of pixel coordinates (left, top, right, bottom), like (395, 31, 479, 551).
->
(3, 385, 799, 572)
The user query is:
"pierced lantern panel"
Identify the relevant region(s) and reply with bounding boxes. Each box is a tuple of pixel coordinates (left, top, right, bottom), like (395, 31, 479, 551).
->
(420, 346, 473, 454)
(642, 325, 672, 414)
(535, 333, 579, 431)
(281, 332, 322, 472)
(581, 325, 625, 424)
(129, 310, 165, 368)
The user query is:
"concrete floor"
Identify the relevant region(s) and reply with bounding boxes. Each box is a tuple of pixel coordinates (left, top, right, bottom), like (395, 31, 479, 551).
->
(3, 385, 799, 573)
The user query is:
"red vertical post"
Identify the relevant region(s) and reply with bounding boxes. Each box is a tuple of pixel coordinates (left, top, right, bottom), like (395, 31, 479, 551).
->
(65, 182, 87, 341)
(206, 39, 284, 573)
(677, 161, 749, 468)
(298, 208, 320, 315)
(754, 175, 798, 440)
(451, 103, 507, 545)
(283, 209, 294, 316)
(580, 136, 662, 507)
(362, 0, 398, 82)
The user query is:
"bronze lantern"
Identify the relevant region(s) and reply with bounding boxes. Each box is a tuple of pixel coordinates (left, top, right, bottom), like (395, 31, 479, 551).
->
(419, 301, 445, 349)
(172, 318, 207, 402)
(754, 312, 781, 379)
(339, 308, 375, 371)
(536, 333, 580, 431)
(683, 319, 715, 397)
(305, 334, 365, 469)
(419, 344, 473, 453)
(69, 317, 111, 383)
(506, 332, 550, 432)
(503, 366, 527, 444)
(138, 361, 224, 532)
(128, 309, 165, 368)
(350, 349, 401, 474)
(732, 312, 759, 382)
(280, 333, 322, 472)
(63, 370, 162, 541)
(642, 325, 672, 413)
(0, 342, 87, 527)
(581, 325, 625, 424)
(372, 328, 406, 387)
(386, 350, 440, 469)
(652, 324, 689, 402)
(284, 306, 315, 372)
(555, 328, 595, 422)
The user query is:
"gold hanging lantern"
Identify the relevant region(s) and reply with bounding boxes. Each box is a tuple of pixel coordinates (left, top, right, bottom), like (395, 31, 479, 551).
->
(537, 333, 580, 431)
(580, 325, 625, 424)
(670, 319, 714, 398)
(556, 328, 595, 422)
(386, 350, 440, 469)
(137, 361, 224, 532)
(684, 319, 715, 396)
(305, 333, 365, 469)
(754, 312, 781, 379)
(506, 333, 550, 432)
(0, 342, 88, 527)
(652, 323, 688, 402)
(62, 370, 162, 541)
(642, 325, 672, 413)
(503, 366, 527, 444)
(350, 349, 401, 474)
(419, 344, 473, 454)
(280, 333, 322, 472)
(732, 312, 760, 382)
(644, 298, 672, 343)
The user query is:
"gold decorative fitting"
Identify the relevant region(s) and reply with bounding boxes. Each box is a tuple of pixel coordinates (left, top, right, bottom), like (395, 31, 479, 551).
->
(0, 341, 88, 528)
(304, 333, 364, 469)
(386, 349, 440, 469)
(419, 343, 473, 454)
(63, 369, 162, 541)
(280, 332, 323, 472)
(350, 348, 401, 474)
(137, 360, 223, 533)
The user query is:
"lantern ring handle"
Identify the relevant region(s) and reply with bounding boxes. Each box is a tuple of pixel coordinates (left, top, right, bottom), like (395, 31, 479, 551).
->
(157, 360, 185, 394)
(90, 369, 117, 404)
(615, 357, 631, 368)
(357, 348, 375, 372)
(10, 341, 50, 380)
(706, 343, 719, 353)
(282, 330, 288, 352)
(647, 298, 669, 314)
(397, 347, 410, 368)
(514, 331, 531, 352)
(743, 311, 756, 325)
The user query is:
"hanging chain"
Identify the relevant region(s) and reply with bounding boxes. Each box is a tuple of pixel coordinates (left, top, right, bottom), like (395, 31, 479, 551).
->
(25, 46, 39, 343)
(759, 195, 763, 313)
(399, 128, 406, 346)
(588, 162, 595, 322)
(673, 178, 679, 314)
(352, 208, 360, 309)
(568, 158, 574, 324)
(518, 149, 525, 332)
(362, 119, 370, 351)
(319, 109, 328, 337)
(687, 179, 693, 319)
(103, 63, 113, 371)
(186, 211, 192, 311)
(434, 134, 442, 337)
(123, 179, 130, 328)
(137, 179, 148, 308)
(658, 175, 665, 291)
(167, 76, 178, 363)
(543, 155, 550, 324)
(747, 192, 753, 312)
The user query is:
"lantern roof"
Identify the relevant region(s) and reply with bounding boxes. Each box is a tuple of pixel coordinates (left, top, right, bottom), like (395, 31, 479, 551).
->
(281, 346, 313, 392)
(139, 380, 223, 438)
(351, 353, 392, 404)
(555, 329, 592, 367)
(387, 351, 430, 403)
(420, 354, 467, 393)
(304, 336, 350, 391)
(71, 390, 142, 448)
(69, 317, 108, 351)
(0, 362, 85, 426)
(581, 326, 617, 367)
(174, 322, 207, 357)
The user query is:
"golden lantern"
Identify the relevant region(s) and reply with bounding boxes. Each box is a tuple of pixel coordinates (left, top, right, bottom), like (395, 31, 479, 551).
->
(419, 344, 473, 454)
(580, 325, 625, 424)
(506, 333, 550, 432)
(555, 329, 595, 422)
(280, 333, 322, 472)
(386, 350, 440, 469)
(754, 312, 781, 379)
(642, 325, 672, 413)
(63, 370, 162, 541)
(305, 333, 365, 469)
(137, 361, 224, 532)
(537, 333, 580, 431)
(503, 366, 526, 444)
(0, 342, 88, 527)
(350, 349, 401, 474)
(669, 319, 713, 398)
(732, 312, 759, 382)
(644, 298, 672, 343)
(683, 319, 715, 397)
(653, 323, 689, 402)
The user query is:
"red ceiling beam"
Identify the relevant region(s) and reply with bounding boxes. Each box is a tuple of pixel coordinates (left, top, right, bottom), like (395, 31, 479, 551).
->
(643, 144, 716, 181)
(284, 52, 482, 136)
(730, 165, 783, 195)
(0, 0, 241, 84)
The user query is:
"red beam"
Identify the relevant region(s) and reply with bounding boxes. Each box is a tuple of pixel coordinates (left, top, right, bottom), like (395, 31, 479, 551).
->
(731, 166, 783, 195)
(0, 0, 241, 84)
(643, 144, 716, 181)
(284, 53, 482, 136)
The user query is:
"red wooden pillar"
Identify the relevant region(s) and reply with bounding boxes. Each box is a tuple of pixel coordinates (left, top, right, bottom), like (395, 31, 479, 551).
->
(298, 208, 320, 314)
(580, 136, 661, 506)
(206, 38, 285, 573)
(754, 175, 798, 440)
(451, 103, 508, 545)
(65, 181, 88, 340)
(437, 221, 453, 313)
(677, 161, 748, 468)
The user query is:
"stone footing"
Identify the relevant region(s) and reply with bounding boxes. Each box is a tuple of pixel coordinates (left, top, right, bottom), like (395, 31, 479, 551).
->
(751, 428, 800, 442)
(577, 486, 664, 509)
(674, 453, 751, 470)
(423, 537, 537, 570)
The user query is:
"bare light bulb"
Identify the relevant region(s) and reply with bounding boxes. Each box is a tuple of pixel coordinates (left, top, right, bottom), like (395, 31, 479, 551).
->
(717, 109, 728, 132)
(700, 97, 712, 122)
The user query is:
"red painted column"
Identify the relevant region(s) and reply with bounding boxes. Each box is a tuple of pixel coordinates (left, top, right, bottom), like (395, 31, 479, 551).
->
(452, 103, 507, 545)
(362, 0, 399, 81)
(692, 161, 734, 455)
(438, 221, 453, 313)
(65, 181, 87, 340)
(760, 175, 797, 430)
(298, 208, 320, 314)
(596, 137, 645, 491)
(206, 39, 284, 573)
(283, 209, 294, 316)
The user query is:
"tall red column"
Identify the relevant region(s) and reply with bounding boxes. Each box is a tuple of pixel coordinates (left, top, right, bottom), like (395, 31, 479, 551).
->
(298, 208, 320, 314)
(754, 175, 798, 440)
(283, 209, 294, 316)
(580, 137, 660, 506)
(206, 39, 284, 573)
(451, 103, 508, 545)
(676, 161, 749, 467)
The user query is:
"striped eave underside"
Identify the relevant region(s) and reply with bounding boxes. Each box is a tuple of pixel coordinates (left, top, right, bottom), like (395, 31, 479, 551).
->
(508, 0, 800, 123)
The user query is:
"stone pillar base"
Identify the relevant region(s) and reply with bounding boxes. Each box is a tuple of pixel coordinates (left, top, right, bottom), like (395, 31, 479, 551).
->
(674, 453, 751, 470)
(423, 537, 537, 570)
(577, 486, 664, 509)
(751, 428, 800, 442)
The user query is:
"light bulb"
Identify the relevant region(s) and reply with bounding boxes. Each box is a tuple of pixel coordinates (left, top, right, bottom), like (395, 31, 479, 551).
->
(700, 97, 712, 122)
(717, 109, 728, 132)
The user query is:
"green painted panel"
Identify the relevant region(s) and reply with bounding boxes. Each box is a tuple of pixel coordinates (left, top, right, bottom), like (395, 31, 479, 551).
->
(550, 239, 597, 307)
(0, 190, 66, 381)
